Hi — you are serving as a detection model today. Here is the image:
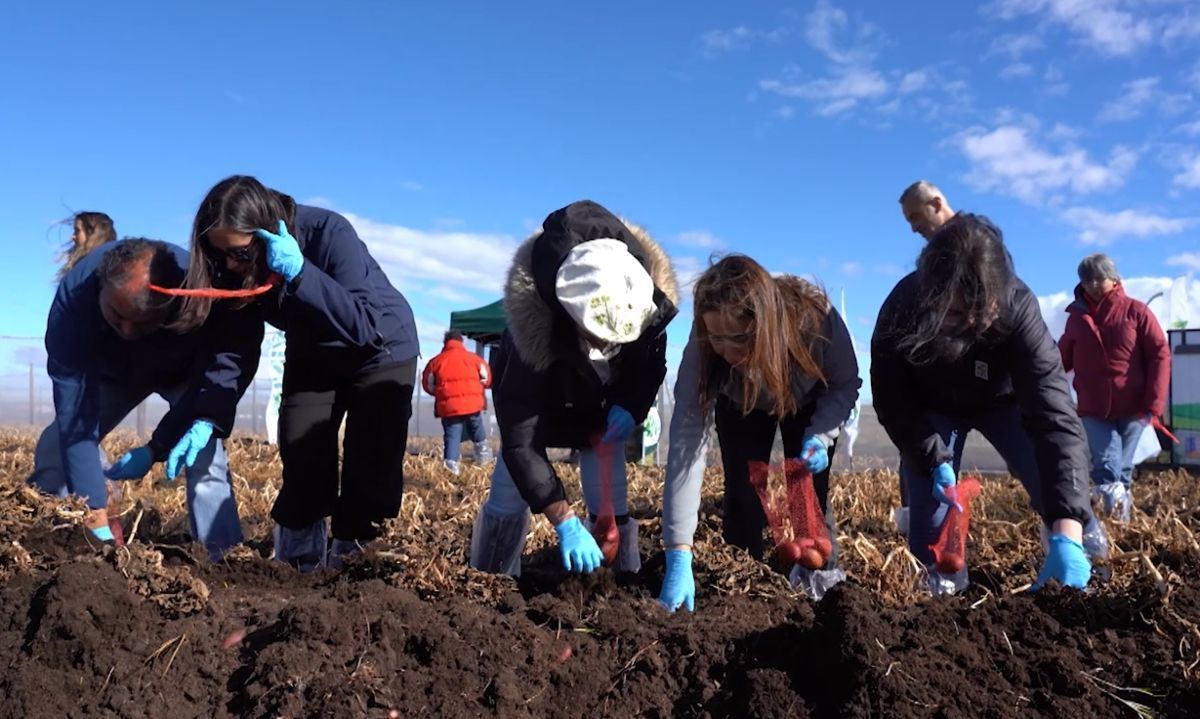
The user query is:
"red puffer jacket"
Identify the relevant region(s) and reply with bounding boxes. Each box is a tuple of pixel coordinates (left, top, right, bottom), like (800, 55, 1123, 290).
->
(1059, 283, 1170, 420)
(421, 339, 491, 418)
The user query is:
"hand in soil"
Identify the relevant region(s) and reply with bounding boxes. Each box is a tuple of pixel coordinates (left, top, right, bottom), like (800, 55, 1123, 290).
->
(658, 548, 695, 612)
(553, 516, 603, 573)
(1033, 534, 1091, 590)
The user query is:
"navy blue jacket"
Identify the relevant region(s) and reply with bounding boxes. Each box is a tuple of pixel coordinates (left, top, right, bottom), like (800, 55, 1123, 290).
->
(46, 241, 263, 502)
(259, 205, 418, 372)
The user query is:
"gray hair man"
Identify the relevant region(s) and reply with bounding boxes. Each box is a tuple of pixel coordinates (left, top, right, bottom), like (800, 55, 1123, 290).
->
(899, 181, 957, 240)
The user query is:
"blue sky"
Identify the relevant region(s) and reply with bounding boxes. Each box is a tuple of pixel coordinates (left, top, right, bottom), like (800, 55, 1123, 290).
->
(2, 0, 1200, 404)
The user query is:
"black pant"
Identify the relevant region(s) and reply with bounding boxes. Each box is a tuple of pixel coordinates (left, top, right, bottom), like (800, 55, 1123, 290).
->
(714, 395, 838, 564)
(272, 357, 416, 541)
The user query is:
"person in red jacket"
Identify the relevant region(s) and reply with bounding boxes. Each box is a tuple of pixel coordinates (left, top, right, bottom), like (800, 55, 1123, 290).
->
(422, 330, 493, 475)
(1060, 254, 1171, 520)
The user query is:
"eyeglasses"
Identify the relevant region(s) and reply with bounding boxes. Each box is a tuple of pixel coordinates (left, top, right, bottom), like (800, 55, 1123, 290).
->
(205, 240, 258, 264)
(708, 331, 754, 346)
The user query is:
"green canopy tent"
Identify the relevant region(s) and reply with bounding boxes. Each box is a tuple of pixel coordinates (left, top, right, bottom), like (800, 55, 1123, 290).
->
(448, 299, 506, 346)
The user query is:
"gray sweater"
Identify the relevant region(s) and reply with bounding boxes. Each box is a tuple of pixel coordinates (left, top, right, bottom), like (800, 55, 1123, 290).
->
(661, 307, 862, 547)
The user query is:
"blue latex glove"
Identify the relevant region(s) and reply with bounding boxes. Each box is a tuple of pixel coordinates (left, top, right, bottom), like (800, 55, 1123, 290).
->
(553, 516, 604, 573)
(601, 405, 636, 444)
(1032, 534, 1092, 590)
(165, 420, 214, 480)
(105, 446, 154, 480)
(798, 436, 828, 474)
(254, 219, 305, 282)
(931, 462, 962, 511)
(658, 549, 695, 613)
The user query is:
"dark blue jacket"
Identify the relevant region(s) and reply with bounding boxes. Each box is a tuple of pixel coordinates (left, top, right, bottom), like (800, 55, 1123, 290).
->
(260, 205, 418, 373)
(46, 241, 263, 505)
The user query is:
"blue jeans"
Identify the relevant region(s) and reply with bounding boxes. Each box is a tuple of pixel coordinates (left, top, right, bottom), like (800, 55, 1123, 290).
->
(28, 379, 244, 559)
(900, 403, 1099, 566)
(442, 413, 486, 462)
(482, 448, 628, 517)
(1081, 416, 1145, 489)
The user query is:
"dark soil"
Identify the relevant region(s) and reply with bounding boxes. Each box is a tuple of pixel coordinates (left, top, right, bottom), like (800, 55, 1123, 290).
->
(2, 524, 1198, 719)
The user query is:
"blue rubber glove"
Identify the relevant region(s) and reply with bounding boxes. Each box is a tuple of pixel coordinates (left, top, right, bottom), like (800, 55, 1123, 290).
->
(798, 436, 828, 474)
(165, 420, 214, 480)
(553, 516, 604, 573)
(658, 549, 695, 613)
(931, 462, 962, 511)
(105, 446, 154, 480)
(1032, 534, 1092, 590)
(601, 405, 636, 444)
(254, 219, 305, 283)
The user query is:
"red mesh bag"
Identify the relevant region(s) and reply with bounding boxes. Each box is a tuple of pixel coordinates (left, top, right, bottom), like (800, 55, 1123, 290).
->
(589, 434, 620, 565)
(929, 475, 981, 574)
(748, 459, 830, 570)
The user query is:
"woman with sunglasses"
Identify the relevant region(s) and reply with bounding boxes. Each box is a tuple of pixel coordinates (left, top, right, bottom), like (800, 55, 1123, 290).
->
(658, 255, 861, 612)
(171, 175, 419, 571)
(871, 214, 1106, 596)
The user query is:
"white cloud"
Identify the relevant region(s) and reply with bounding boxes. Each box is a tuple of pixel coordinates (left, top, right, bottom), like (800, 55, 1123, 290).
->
(343, 212, 518, 294)
(898, 71, 929, 94)
(1167, 252, 1200, 272)
(400, 180, 424, 192)
(1177, 119, 1200, 136)
(1042, 64, 1070, 95)
(424, 285, 476, 303)
(989, 32, 1044, 59)
(670, 254, 708, 313)
(301, 196, 337, 209)
(957, 125, 1137, 203)
(989, 0, 1156, 56)
(1060, 206, 1195, 245)
(1098, 77, 1191, 122)
(675, 231, 723, 249)
(699, 26, 754, 55)
(1173, 153, 1200, 188)
(840, 261, 863, 276)
(1099, 77, 1159, 121)
(1162, 10, 1200, 45)
(775, 105, 796, 119)
(1047, 122, 1082, 141)
(804, 0, 877, 65)
(999, 63, 1035, 79)
(1038, 277, 1200, 338)
(760, 67, 889, 115)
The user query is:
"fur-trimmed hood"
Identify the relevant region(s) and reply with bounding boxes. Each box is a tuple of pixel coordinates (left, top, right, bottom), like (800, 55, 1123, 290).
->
(503, 201, 679, 372)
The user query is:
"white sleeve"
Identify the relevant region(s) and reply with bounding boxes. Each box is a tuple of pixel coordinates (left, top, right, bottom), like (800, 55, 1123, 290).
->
(662, 335, 712, 548)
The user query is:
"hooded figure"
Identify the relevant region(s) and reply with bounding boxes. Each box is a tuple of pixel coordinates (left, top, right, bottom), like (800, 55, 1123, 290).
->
(469, 200, 678, 577)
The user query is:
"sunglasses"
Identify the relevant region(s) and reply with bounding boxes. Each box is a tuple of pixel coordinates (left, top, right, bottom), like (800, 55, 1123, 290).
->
(708, 331, 754, 346)
(205, 239, 258, 264)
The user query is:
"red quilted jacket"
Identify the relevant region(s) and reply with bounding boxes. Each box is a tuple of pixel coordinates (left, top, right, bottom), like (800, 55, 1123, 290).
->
(1059, 284, 1170, 420)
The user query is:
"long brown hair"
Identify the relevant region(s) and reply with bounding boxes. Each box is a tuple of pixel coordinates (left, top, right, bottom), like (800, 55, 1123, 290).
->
(169, 175, 296, 333)
(58, 211, 116, 278)
(693, 255, 829, 417)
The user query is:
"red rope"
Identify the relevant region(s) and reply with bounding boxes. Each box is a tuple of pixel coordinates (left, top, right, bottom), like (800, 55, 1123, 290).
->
(149, 274, 281, 298)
